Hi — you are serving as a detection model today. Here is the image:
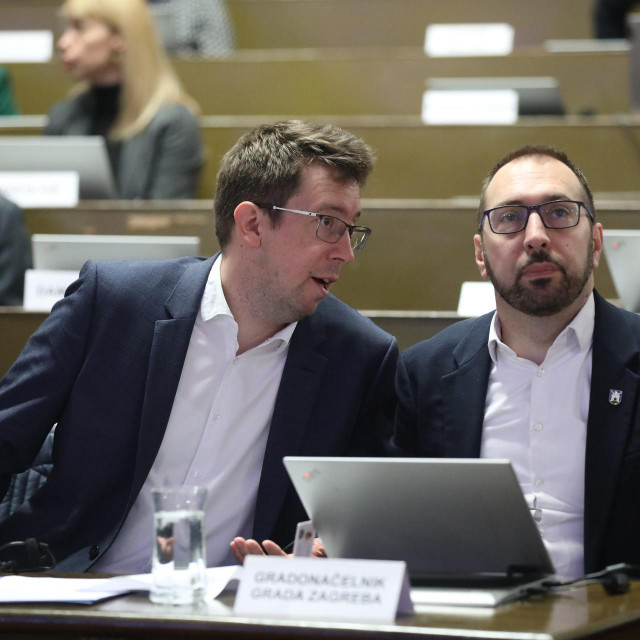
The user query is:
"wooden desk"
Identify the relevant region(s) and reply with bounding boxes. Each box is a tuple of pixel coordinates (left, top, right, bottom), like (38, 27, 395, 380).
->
(21, 198, 640, 311)
(0, 0, 594, 49)
(7, 48, 630, 117)
(3, 115, 640, 200)
(0, 582, 639, 639)
(227, 0, 593, 49)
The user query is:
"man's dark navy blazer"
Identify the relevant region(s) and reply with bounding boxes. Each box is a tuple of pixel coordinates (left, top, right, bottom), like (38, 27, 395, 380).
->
(392, 291, 640, 573)
(0, 255, 397, 570)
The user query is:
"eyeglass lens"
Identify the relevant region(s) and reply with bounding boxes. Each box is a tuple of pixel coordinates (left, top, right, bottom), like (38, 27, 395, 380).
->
(316, 215, 368, 250)
(488, 201, 581, 234)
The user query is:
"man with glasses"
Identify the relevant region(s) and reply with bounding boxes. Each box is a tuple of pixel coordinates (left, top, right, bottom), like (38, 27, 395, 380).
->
(0, 120, 397, 572)
(391, 144, 640, 577)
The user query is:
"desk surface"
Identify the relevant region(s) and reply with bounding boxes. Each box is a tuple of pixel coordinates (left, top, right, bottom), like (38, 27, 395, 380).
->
(0, 583, 639, 639)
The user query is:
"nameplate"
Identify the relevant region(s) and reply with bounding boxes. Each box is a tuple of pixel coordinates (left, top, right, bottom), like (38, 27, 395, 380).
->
(424, 23, 514, 57)
(457, 281, 496, 317)
(0, 172, 79, 208)
(234, 557, 413, 622)
(421, 89, 518, 124)
(0, 31, 54, 62)
(23, 269, 78, 311)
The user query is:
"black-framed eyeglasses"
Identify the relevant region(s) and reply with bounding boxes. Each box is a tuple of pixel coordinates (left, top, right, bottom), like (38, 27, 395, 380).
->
(255, 204, 372, 251)
(480, 200, 594, 234)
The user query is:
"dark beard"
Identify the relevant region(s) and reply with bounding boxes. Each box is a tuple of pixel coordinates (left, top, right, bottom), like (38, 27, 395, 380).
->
(483, 243, 593, 317)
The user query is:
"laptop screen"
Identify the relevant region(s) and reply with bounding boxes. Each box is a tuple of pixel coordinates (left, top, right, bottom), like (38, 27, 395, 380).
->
(284, 457, 554, 580)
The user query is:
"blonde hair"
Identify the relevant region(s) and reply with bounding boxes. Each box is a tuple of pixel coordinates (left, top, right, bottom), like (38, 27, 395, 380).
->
(61, 0, 199, 139)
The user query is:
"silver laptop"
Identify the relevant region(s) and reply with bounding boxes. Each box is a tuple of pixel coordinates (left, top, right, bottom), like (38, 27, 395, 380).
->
(32, 234, 200, 270)
(284, 457, 555, 606)
(0, 136, 117, 199)
(602, 230, 640, 313)
(426, 77, 565, 116)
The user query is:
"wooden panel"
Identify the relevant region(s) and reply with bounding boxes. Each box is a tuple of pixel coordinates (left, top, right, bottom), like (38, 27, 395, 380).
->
(0, 0, 596, 49)
(192, 116, 640, 200)
(7, 50, 630, 117)
(227, 0, 594, 48)
(21, 198, 640, 312)
(3, 116, 640, 201)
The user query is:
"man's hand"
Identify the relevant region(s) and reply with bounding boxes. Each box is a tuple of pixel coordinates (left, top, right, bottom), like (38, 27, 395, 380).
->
(230, 536, 326, 564)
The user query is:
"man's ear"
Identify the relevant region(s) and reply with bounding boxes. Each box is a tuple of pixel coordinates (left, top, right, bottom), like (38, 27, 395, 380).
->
(233, 202, 264, 248)
(474, 234, 489, 280)
(592, 222, 604, 270)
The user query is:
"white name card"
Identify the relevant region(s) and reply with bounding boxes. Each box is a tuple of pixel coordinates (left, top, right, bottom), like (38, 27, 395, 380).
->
(421, 89, 519, 124)
(425, 23, 514, 57)
(0, 172, 79, 208)
(23, 269, 79, 311)
(457, 281, 496, 317)
(0, 31, 54, 63)
(234, 557, 413, 623)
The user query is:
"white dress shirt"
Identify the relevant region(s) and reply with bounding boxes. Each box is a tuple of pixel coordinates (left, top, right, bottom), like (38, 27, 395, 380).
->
(481, 294, 595, 578)
(93, 256, 297, 573)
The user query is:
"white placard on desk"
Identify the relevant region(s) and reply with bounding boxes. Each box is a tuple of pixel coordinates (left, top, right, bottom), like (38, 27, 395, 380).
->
(457, 281, 496, 317)
(23, 269, 79, 311)
(0, 171, 79, 208)
(0, 31, 54, 63)
(421, 89, 518, 124)
(425, 23, 514, 57)
(234, 556, 413, 622)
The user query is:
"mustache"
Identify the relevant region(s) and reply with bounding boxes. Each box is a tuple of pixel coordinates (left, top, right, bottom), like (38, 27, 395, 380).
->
(518, 250, 565, 275)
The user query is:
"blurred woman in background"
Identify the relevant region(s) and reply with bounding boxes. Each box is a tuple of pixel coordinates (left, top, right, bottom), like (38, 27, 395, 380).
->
(46, 0, 203, 199)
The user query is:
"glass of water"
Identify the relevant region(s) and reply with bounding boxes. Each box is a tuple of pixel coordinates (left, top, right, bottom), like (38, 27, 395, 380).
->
(150, 486, 207, 605)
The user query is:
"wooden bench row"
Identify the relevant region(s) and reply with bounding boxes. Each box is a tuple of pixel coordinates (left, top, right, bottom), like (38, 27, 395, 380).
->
(22, 198, 640, 312)
(4, 116, 640, 200)
(7, 49, 631, 117)
(3, 0, 594, 48)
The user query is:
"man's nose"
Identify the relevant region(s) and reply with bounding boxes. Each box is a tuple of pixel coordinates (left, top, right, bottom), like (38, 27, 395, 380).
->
(332, 231, 355, 264)
(523, 211, 550, 251)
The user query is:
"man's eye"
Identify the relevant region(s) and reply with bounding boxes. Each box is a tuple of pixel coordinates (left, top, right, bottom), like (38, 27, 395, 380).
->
(318, 216, 334, 228)
(499, 211, 519, 223)
(548, 207, 570, 218)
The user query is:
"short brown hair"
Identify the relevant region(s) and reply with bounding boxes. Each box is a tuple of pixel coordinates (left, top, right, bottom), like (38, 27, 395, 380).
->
(477, 144, 595, 230)
(214, 120, 375, 248)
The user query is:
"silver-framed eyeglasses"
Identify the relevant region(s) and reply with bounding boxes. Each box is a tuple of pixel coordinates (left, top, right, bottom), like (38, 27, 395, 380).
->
(480, 200, 594, 234)
(255, 204, 371, 251)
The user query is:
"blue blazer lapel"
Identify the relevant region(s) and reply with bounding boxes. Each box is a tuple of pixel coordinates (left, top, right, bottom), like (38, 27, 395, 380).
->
(441, 314, 493, 458)
(252, 316, 328, 541)
(584, 292, 640, 571)
(128, 257, 216, 502)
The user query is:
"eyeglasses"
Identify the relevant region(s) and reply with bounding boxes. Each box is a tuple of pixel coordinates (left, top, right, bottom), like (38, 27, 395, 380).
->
(255, 204, 371, 251)
(480, 200, 593, 234)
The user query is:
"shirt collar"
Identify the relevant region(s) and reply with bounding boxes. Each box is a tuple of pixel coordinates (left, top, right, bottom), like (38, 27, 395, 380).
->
(488, 292, 595, 364)
(200, 255, 297, 349)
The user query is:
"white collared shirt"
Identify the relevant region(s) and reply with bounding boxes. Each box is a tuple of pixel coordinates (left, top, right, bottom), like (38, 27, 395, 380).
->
(92, 256, 297, 573)
(481, 294, 595, 578)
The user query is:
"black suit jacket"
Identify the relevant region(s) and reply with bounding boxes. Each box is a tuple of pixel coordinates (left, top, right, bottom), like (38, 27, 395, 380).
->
(0, 255, 397, 570)
(392, 291, 640, 573)
(0, 195, 31, 306)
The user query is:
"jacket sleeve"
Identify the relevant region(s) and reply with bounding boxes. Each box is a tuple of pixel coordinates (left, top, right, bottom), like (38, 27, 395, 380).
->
(0, 263, 98, 498)
(0, 198, 31, 306)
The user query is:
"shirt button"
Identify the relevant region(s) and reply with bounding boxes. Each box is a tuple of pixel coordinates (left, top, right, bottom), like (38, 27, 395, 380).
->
(533, 423, 543, 432)
(537, 368, 546, 377)
(89, 545, 100, 560)
(233, 359, 239, 366)
(194, 471, 202, 478)
(214, 415, 221, 422)
(534, 478, 543, 488)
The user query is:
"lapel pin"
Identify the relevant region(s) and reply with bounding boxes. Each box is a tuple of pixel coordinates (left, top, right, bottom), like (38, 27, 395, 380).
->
(609, 389, 623, 406)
